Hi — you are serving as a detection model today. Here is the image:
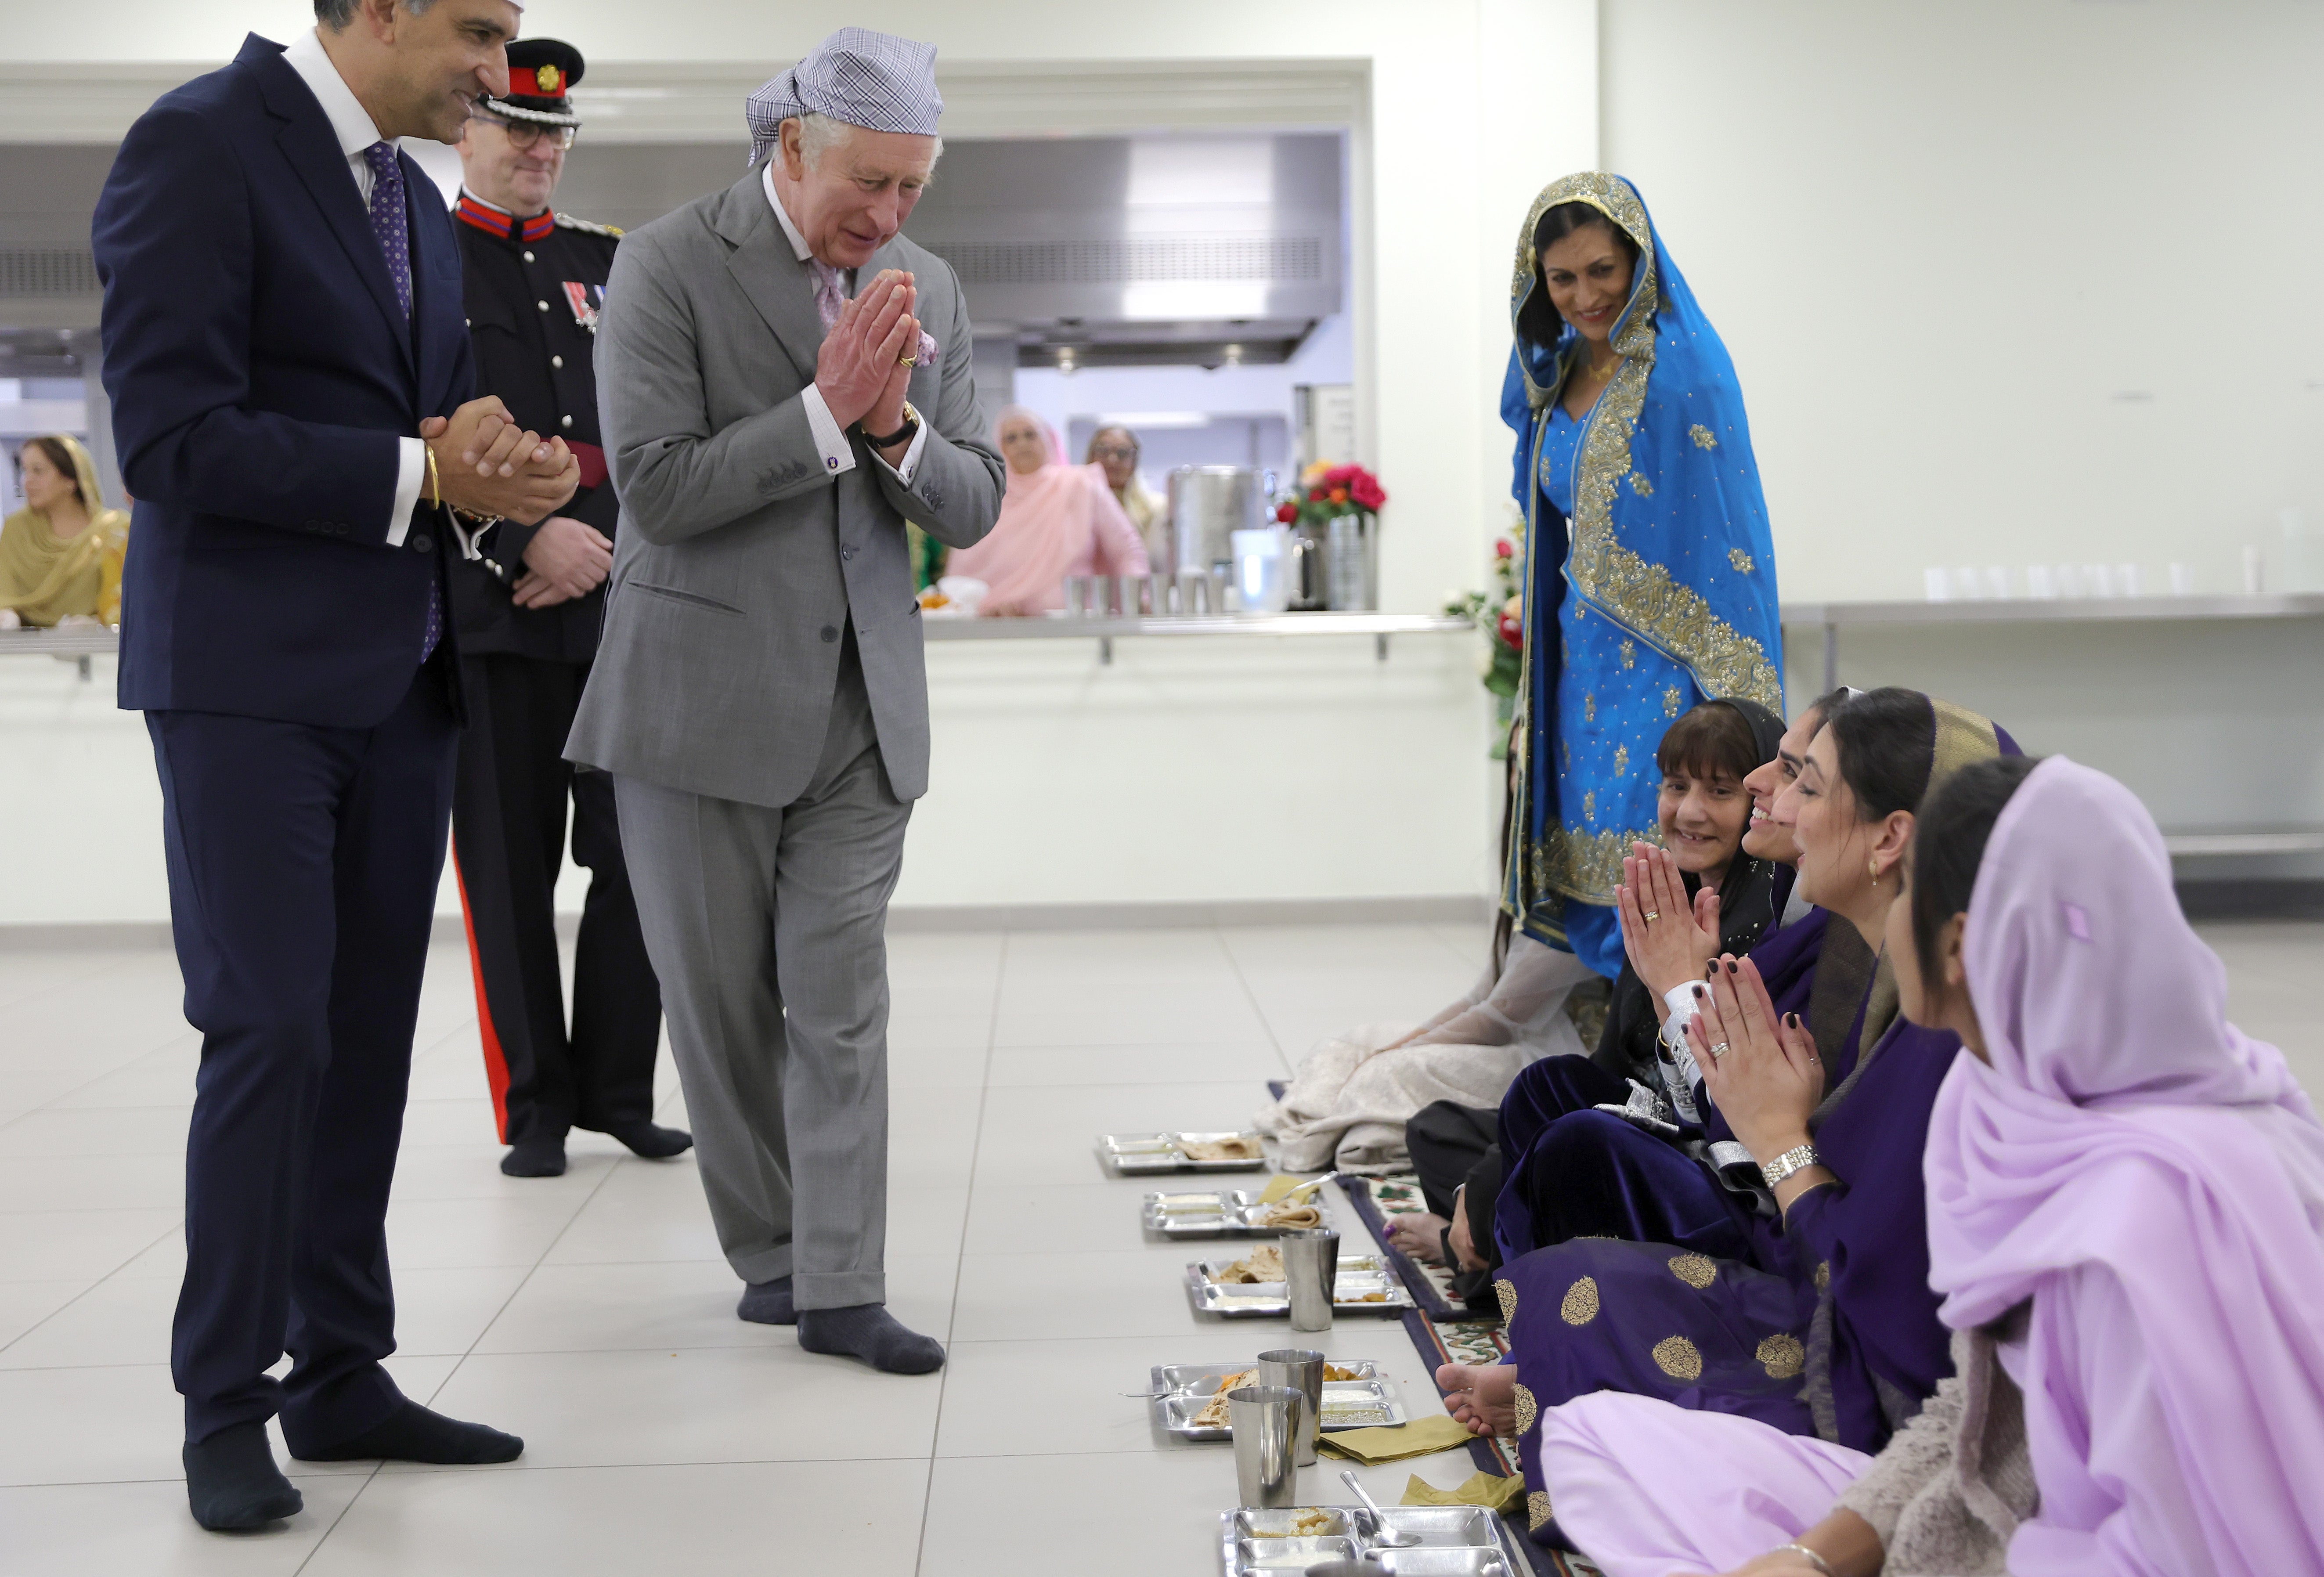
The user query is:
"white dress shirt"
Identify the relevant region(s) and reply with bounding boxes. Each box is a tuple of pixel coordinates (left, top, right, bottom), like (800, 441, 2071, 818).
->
(282, 27, 428, 546)
(761, 161, 929, 485)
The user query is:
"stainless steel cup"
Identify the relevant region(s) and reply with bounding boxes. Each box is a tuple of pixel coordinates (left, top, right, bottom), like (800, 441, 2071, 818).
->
(1228, 1384, 1303, 1508)
(1117, 573, 1152, 617)
(1281, 1228, 1340, 1333)
(1063, 574, 1094, 617)
(1258, 1348, 1326, 1466)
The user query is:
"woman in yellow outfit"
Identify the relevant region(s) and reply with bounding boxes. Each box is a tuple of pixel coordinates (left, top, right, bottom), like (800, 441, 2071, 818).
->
(2, 434, 129, 628)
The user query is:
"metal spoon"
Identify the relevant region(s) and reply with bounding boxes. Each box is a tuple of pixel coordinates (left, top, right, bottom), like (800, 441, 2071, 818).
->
(1340, 1469, 1422, 1547)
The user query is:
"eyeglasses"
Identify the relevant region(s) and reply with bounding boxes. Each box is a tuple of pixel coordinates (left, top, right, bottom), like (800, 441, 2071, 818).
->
(1090, 444, 1139, 461)
(477, 114, 577, 152)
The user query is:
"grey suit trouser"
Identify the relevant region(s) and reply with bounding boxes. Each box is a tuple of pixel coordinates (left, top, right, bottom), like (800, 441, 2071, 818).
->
(613, 632, 909, 1310)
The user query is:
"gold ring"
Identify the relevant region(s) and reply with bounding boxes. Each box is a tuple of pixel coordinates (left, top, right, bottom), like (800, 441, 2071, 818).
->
(898, 354, 917, 367)
(1642, 910, 1659, 924)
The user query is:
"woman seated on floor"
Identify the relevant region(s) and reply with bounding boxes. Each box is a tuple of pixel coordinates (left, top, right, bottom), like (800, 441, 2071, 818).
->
(1541, 754, 2324, 1577)
(1255, 736, 1595, 1174)
(1384, 694, 1817, 1307)
(1439, 689, 2016, 1548)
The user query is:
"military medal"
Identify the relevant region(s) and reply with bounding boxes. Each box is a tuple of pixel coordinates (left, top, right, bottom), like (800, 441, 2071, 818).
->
(561, 280, 603, 335)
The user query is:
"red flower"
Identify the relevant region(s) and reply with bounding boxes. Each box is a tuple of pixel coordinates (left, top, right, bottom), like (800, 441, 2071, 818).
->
(1307, 487, 1327, 502)
(1274, 501, 1298, 524)
(1494, 539, 1515, 559)
(1349, 476, 1386, 510)
(1497, 614, 1522, 649)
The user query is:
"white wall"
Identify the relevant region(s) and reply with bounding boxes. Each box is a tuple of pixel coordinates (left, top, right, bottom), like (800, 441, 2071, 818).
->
(1, 1, 1591, 924)
(1602, 0, 2324, 605)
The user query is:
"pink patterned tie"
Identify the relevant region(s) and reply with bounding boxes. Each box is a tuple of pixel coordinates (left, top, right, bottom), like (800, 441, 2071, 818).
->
(809, 258, 939, 365)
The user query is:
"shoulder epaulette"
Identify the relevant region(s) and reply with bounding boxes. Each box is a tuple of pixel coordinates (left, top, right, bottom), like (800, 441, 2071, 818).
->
(553, 212, 623, 238)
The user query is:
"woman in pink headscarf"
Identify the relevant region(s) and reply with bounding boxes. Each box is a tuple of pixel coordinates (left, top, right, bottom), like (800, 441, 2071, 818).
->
(940, 406, 1148, 616)
(1537, 754, 2324, 1577)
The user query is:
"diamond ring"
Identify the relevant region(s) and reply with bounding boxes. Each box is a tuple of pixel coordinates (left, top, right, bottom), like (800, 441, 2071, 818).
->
(1708, 1041, 1732, 1060)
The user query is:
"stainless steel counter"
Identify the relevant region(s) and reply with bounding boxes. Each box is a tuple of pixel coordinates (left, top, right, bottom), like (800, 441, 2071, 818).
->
(0, 612, 1476, 673)
(1780, 593, 2324, 691)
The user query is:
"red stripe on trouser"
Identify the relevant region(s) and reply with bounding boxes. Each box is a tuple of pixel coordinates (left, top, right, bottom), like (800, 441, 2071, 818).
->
(451, 836, 514, 1144)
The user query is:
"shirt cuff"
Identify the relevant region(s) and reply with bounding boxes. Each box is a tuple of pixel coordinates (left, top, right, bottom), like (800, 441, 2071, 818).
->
(872, 412, 932, 485)
(801, 384, 857, 478)
(387, 437, 426, 547)
(1660, 983, 1701, 1050)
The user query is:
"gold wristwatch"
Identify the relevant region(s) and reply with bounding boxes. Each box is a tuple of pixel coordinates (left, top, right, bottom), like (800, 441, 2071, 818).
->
(862, 401, 921, 450)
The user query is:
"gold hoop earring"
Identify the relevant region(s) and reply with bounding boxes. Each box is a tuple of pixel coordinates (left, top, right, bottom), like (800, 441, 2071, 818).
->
(1868, 857, 1881, 886)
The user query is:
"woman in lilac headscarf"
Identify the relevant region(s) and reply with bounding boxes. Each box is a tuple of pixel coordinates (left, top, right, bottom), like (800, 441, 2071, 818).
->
(1538, 754, 2324, 1577)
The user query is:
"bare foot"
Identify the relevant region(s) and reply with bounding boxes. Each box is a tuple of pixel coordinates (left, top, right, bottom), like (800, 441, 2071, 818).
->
(1383, 1213, 1448, 1264)
(1435, 1360, 1518, 1437)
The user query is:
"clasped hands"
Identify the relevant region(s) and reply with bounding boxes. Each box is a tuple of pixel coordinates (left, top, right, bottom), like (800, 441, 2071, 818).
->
(1684, 952, 1823, 1180)
(1616, 841, 1721, 1007)
(418, 397, 579, 525)
(815, 268, 919, 451)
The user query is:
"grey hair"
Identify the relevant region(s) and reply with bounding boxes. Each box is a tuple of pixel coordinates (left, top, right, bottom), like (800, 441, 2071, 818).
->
(790, 111, 943, 172)
(315, 0, 437, 28)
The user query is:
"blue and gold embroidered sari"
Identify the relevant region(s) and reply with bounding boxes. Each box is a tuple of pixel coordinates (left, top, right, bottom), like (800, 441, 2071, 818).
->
(1501, 173, 1783, 974)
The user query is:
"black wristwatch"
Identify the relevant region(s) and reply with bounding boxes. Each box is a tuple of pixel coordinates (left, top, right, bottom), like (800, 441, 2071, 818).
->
(861, 401, 921, 450)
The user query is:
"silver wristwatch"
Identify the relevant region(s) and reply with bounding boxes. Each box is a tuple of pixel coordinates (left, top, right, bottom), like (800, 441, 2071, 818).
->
(1760, 1143, 1820, 1189)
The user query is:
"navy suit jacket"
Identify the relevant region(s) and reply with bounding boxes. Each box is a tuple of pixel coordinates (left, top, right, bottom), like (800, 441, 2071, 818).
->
(94, 33, 476, 729)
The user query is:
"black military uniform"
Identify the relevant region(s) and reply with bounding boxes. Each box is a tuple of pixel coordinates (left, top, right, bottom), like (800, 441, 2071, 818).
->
(450, 40, 683, 1177)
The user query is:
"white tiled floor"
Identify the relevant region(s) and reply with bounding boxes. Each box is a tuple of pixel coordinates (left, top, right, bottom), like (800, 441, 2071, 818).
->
(1, 918, 2317, 1575)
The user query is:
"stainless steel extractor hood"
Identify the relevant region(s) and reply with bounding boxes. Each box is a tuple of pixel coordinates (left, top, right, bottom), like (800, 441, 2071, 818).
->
(906, 132, 1343, 370)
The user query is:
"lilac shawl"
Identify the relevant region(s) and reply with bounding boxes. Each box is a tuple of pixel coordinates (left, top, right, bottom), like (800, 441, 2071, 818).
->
(1925, 757, 2324, 1576)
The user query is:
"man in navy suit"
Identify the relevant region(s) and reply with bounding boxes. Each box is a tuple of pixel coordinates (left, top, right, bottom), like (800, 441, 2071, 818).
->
(94, 0, 578, 1532)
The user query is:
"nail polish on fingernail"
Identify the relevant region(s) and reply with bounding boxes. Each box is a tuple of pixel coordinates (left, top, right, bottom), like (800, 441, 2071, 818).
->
(1692, 985, 1706, 1000)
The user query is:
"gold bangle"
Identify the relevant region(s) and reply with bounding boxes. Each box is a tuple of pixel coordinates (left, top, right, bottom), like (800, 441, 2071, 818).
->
(425, 444, 441, 509)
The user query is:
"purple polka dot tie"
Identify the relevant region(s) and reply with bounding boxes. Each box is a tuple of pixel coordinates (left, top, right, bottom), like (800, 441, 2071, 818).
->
(365, 142, 442, 663)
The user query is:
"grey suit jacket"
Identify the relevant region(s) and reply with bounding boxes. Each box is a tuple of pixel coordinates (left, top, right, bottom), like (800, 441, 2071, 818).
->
(566, 169, 1003, 806)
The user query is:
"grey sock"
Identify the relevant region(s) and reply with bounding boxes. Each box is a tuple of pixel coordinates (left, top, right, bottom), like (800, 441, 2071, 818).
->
(736, 1275, 795, 1326)
(797, 1303, 944, 1374)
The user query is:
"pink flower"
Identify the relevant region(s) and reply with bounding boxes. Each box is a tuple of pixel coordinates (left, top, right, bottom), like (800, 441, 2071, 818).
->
(1494, 539, 1514, 559)
(1497, 614, 1522, 649)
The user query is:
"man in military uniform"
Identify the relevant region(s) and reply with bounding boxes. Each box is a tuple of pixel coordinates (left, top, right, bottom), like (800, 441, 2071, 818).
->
(450, 39, 685, 1178)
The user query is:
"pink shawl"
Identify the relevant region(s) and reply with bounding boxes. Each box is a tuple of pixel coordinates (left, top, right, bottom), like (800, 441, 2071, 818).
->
(1927, 756, 2324, 1577)
(941, 406, 1148, 615)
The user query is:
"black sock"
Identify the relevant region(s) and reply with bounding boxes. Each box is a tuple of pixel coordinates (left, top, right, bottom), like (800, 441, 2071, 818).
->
(184, 1421, 302, 1531)
(604, 1122, 692, 1160)
(736, 1274, 796, 1326)
(292, 1400, 523, 1465)
(501, 1135, 567, 1177)
(797, 1304, 944, 1374)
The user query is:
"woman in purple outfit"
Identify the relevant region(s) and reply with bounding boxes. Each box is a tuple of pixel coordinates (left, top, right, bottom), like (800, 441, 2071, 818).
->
(1544, 753, 2324, 1576)
(1445, 689, 2015, 1545)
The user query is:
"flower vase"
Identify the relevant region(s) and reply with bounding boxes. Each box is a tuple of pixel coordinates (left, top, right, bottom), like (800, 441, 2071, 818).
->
(1324, 513, 1377, 610)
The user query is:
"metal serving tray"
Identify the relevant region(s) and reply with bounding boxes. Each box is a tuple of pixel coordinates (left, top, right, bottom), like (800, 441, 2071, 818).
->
(1141, 1189, 1330, 1238)
(1219, 1506, 1520, 1577)
(1184, 1256, 1415, 1318)
(1148, 1361, 1402, 1440)
(1099, 1132, 1269, 1175)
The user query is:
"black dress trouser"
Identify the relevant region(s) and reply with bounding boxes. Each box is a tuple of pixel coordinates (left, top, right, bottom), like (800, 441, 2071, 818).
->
(451, 652, 661, 1144)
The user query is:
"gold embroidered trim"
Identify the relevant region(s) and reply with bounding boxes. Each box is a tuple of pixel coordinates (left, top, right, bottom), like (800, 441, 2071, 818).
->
(1690, 424, 1718, 449)
(1582, 791, 1596, 823)
(1629, 473, 1653, 496)
(1560, 1276, 1600, 1325)
(1510, 173, 1656, 410)
(1663, 685, 1682, 718)
(1512, 1381, 1538, 1436)
(1584, 693, 1597, 722)
(1496, 1278, 1519, 1325)
(1620, 639, 1636, 670)
(1757, 1333, 1805, 1379)
(1667, 1252, 1717, 1289)
(1612, 744, 1629, 779)
(1729, 548, 1754, 574)
(1530, 823, 1659, 905)
(1652, 1335, 1704, 1381)
(1528, 1489, 1554, 1531)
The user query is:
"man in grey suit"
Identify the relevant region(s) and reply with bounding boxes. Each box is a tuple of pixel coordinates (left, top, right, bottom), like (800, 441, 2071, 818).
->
(567, 28, 1001, 1374)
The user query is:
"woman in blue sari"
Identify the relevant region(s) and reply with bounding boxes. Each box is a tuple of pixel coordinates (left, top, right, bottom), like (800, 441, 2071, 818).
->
(1503, 173, 1785, 980)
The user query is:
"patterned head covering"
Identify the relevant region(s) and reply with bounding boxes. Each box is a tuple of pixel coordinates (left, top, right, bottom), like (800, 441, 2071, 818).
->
(745, 28, 943, 165)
